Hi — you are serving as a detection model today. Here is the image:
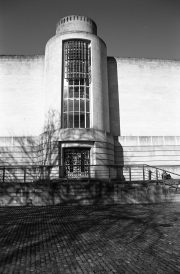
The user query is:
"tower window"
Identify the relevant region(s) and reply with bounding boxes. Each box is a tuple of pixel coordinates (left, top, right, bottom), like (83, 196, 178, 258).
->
(63, 40, 91, 129)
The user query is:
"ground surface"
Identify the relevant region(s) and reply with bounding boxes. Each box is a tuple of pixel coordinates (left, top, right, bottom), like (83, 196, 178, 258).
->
(0, 203, 180, 274)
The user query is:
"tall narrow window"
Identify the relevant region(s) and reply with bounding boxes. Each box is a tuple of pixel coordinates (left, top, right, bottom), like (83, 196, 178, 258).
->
(63, 40, 91, 128)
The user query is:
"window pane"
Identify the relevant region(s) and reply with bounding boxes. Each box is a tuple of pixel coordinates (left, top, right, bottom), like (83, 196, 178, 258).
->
(63, 40, 91, 129)
(74, 113, 79, 128)
(69, 99, 73, 111)
(69, 113, 73, 128)
(69, 87, 73, 98)
(63, 99, 68, 112)
(80, 79, 85, 85)
(69, 80, 73, 85)
(80, 112, 85, 128)
(63, 113, 67, 128)
(86, 87, 89, 99)
(80, 100, 85, 111)
(86, 113, 90, 128)
(74, 86, 79, 98)
(85, 79, 89, 86)
(64, 40, 91, 81)
(80, 87, 84, 98)
(64, 87, 68, 98)
(74, 80, 79, 85)
(86, 100, 89, 112)
(74, 99, 79, 111)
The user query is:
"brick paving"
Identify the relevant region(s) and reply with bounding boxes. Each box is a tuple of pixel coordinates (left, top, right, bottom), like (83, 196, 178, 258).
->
(0, 204, 180, 274)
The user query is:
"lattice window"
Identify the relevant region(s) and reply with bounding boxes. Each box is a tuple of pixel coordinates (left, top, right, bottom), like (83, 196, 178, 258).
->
(63, 40, 91, 129)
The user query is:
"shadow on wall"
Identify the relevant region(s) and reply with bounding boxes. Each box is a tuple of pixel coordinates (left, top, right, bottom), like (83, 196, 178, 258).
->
(114, 138, 125, 181)
(107, 57, 125, 181)
(0, 109, 61, 182)
(0, 181, 115, 206)
(107, 57, 120, 137)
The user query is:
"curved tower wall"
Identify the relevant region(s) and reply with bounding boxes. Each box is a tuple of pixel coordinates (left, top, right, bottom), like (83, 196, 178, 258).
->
(56, 15, 97, 35)
(43, 16, 114, 173)
(44, 22, 110, 132)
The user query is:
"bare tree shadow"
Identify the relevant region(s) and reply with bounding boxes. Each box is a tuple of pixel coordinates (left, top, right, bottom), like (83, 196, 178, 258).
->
(1, 204, 180, 272)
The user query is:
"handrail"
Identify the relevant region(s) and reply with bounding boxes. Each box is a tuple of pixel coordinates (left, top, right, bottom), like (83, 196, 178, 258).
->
(0, 164, 180, 183)
(143, 164, 180, 178)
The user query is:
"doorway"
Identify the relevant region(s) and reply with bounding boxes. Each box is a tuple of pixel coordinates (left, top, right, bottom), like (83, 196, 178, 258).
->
(64, 148, 90, 178)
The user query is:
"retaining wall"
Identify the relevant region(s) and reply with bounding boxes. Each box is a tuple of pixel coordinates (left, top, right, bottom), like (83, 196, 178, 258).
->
(0, 182, 180, 206)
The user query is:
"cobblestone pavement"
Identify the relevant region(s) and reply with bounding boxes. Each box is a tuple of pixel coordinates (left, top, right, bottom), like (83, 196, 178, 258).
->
(1, 203, 180, 274)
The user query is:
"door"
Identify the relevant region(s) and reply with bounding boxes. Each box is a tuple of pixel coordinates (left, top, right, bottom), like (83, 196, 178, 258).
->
(64, 148, 90, 178)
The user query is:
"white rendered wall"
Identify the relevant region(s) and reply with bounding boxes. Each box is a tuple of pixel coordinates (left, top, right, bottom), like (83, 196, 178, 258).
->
(56, 15, 97, 35)
(0, 136, 38, 165)
(115, 136, 180, 176)
(109, 58, 180, 136)
(0, 56, 44, 136)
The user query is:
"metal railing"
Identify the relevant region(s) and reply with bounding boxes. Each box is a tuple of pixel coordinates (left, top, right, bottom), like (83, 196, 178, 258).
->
(0, 164, 180, 183)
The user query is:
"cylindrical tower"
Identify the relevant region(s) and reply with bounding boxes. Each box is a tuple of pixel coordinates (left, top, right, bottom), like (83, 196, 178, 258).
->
(43, 15, 114, 178)
(56, 15, 97, 35)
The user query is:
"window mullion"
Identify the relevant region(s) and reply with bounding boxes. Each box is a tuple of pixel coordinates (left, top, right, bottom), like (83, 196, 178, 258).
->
(63, 40, 90, 129)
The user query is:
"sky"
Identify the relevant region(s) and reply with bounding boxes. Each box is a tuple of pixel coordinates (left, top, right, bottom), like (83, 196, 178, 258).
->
(0, 0, 180, 60)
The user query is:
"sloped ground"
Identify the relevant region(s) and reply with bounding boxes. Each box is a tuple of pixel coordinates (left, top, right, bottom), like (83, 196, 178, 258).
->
(0, 203, 180, 273)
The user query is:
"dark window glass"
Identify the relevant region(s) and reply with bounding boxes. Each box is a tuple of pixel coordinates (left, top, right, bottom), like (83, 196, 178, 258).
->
(74, 87, 79, 98)
(80, 79, 85, 85)
(63, 99, 68, 112)
(74, 80, 79, 85)
(86, 87, 89, 99)
(74, 99, 79, 111)
(69, 87, 73, 98)
(69, 100, 73, 111)
(80, 100, 85, 111)
(86, 113, 90, 128)
(80, 87, 84, 98)
(64, 113, 67, 128)
(80, 112, 85, 128)
(86, 100, 89, 112)
(69, 113, 73, 128)
(74, 113, 79, 128)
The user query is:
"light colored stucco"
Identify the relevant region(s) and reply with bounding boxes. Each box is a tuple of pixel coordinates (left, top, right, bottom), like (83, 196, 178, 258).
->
(56, 15, 97, 35)
(0, 56, 44, 136)
(110, 57, 180, 136)
(114, 136, 180, 175)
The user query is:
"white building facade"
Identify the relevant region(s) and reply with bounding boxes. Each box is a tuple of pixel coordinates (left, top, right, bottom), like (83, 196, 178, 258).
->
(1, 15, 180, 179)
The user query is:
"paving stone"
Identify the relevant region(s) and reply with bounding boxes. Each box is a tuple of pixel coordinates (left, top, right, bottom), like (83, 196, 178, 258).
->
(0, 204, 180, 273)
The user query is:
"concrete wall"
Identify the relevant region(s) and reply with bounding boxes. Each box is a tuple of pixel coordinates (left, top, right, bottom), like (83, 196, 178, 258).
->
(108, 57, 180, 136)
(91, 35, 109, 132)
(0, 137, 38, 166)
(56, 15, 97, 35)
(0, 56, 44, 136)
(115, 136, 180, 176)
(1, 182, 180, 206)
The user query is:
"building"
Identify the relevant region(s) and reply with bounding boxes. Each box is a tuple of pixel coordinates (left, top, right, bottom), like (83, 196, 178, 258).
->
(1, 15, 180, 180)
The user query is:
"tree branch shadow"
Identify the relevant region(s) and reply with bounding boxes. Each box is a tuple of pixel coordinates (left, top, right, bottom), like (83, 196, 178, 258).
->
(1, 204, 180, 271)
